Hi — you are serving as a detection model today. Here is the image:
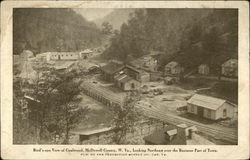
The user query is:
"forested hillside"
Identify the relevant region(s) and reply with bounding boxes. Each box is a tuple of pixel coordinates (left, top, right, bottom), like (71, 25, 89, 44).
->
(104, 9, 238, 74)
(13, 9, 103, 55)
(94, 9, 135, 30)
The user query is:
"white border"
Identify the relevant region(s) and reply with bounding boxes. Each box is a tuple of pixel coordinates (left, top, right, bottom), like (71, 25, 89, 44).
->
(1, 1, 249, 159)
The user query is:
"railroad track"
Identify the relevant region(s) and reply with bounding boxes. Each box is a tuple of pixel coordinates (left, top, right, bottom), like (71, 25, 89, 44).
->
(135, 104, 237, 144)
(81, 81, 237, 144)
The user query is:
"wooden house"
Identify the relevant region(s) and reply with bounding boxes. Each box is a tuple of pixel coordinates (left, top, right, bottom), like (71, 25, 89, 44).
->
(221, 59, 238, 77)
(100, 62, 125, 82)
(198, 64, 209, 75)
(80, 49, 93, 59)
(164, 61, 183, 76)
(49, 52, 81, 61)
(114, 74, 140, 91)
(187, 94, 237, 120)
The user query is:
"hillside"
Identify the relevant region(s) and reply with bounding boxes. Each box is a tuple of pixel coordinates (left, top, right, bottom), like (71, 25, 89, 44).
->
(103, 9, 238, 74)
(94, 9, 135, 30)
(13, 8, 103, 55)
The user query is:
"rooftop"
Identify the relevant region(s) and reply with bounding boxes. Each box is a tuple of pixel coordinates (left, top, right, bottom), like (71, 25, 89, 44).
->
(165, 61, 179, 68)
(100, 62, 124, 74)
(187, 94, 226, 110)
(143, 125, 186, 145)
(222, 59, 238, 67)
(70, 127, 113, 136)
(54, 61, 75, 70)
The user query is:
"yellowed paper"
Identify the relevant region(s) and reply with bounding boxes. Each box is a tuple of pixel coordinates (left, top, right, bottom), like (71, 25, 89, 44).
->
(1, 1, 249, 159)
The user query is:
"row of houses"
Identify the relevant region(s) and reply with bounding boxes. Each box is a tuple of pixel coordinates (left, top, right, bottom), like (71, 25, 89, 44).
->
(164, 59, 238, 77)
(35, 49, 94, 62)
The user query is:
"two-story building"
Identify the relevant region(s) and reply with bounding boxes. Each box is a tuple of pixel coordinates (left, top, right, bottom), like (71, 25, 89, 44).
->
(221, 59, 238, 77)
(164, 61, 184, 76)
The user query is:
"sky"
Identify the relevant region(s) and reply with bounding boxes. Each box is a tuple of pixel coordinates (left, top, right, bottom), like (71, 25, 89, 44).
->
(73, 8, 114, 21)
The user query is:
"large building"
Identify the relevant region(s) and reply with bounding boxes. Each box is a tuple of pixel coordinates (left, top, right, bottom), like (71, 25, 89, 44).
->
(100, 62, 125, 82)
(49, 52, 81, 61)
(187, 94, 237, 120)
(221, 59, 238, 77)
(100, 62, 142, 91)
(114, 74, 140, 91)
(164, 61, 184, 76)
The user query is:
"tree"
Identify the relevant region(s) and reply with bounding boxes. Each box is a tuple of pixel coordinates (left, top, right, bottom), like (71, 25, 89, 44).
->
(51, 78, 89, 144)
(111, 91, 140, 144)
(101, 21, 113, 35)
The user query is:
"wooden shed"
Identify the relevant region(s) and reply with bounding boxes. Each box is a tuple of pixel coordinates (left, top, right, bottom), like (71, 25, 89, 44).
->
(198, 64, 209, 75)
(164, 61, 184, 76)
(187, 94, 237, 120)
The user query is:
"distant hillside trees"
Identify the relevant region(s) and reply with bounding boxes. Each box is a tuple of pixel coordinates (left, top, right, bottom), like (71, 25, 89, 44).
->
(104, 9, 238, 74)
(101, 22, 113, 35)
(13, 8, 103, 55)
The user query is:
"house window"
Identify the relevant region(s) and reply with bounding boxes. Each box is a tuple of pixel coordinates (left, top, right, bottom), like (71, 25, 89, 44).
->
(223, 109, 227, 117)
(191, 106, 194, 112)
(207, 109, 211, 117)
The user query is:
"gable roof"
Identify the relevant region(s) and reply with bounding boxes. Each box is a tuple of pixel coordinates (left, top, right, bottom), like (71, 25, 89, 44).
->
(71, 127, 113, 136)
(165, 61, 179, 68)
(143, 125, 186, 145)
(187, 94, 226, 110)
(222, 59, 238, 67)
(100, 62, 124, 74)
(54, 61, 75, 70)
(115, 74, 135, 83)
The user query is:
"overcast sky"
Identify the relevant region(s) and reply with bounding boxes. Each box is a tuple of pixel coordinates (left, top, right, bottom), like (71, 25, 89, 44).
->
(73, 8, 114, 21)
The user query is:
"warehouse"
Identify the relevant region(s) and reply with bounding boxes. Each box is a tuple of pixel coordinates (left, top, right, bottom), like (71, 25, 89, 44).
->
(187, 94, 237, 120)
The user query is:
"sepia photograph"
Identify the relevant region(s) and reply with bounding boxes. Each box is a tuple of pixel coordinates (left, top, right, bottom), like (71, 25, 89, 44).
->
(12, 7, 238, 145)
(1, 1, 249, 159)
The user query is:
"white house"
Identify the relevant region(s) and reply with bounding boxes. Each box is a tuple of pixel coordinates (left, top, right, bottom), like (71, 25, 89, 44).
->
(49, 52, 81, 61)
(221, 59, 238, 77)
(187, 94, 237, 120)
(198, 64, 209, 75)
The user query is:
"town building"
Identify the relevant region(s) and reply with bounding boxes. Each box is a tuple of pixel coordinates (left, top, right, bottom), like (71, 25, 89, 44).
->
(130, 51, 162, 72)
(143, 124, 187, 145)
(48, 52, 81, 61)
(114, 74, 141, 91)
(142, 56, 158, 72)
(187, 94, 237, 120)
(164, 61, 184, 76)
(80, 49, 93, 59)
(100, 62, 142, 82)
(143, 123, 213, 145)
(100, 62, 125, 82)
(140, 71, 150, 83)
(36, 52, 51, 62)
(198, 64, 209, 75)
(221, 59, 238, 77)
(70, 127, 114, 144)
